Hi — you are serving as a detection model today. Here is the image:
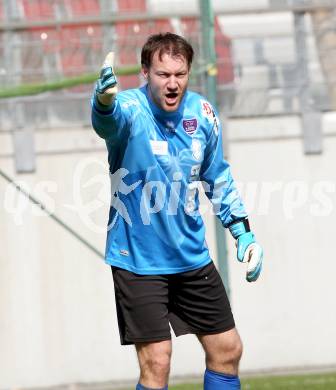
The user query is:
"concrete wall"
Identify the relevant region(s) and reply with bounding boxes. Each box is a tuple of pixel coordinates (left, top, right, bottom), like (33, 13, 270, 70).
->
(1, 113, 336, 388)
(228, 113, 336, 371)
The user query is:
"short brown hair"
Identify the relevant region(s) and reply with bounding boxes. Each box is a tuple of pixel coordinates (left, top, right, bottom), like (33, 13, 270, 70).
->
(141, 32, 194, 69)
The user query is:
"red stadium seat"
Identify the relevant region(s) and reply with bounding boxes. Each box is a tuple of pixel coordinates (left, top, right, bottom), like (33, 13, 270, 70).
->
(7, 0, 234, 88)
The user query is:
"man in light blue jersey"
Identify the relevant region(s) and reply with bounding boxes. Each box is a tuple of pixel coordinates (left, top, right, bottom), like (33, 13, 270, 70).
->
(91, 33, 263, 390)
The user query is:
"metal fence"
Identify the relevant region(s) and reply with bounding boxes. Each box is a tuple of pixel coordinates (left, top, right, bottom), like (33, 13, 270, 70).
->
(0, 0, 336, 130)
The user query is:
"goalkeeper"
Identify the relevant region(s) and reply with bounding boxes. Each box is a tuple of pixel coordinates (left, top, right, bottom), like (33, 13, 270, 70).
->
(91, 33, 263, 390)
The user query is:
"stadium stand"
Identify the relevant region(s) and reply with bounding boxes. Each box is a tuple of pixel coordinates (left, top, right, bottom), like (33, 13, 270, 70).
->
(0, 0, 234, 88)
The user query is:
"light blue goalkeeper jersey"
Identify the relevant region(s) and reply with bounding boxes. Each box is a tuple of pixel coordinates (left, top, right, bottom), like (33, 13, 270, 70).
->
(91, 85, 247, 274)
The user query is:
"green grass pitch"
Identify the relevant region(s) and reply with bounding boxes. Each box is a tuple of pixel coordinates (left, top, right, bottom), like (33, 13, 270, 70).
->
(124, 372, 336, 389)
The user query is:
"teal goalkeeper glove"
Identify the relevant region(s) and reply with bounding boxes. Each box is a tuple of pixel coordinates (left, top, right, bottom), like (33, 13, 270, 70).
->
(95, 52, 118, 106)
(229, 219, 263, 282)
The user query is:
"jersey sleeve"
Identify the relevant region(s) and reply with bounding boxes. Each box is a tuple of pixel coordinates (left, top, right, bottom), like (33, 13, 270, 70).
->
(91, 93, 131, 141)
(199, 108, 247, 227)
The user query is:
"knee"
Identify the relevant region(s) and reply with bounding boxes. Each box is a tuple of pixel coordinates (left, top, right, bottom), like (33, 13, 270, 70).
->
(137, 341, 172, 387)
(149, 354, 171, 376)
(208, 337, 243, 368)
(141, 351, 171, 379)
(228, 337, 243, 364)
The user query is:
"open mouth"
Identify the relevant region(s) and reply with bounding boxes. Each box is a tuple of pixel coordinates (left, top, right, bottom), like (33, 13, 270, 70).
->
(165, 92, 179, 105)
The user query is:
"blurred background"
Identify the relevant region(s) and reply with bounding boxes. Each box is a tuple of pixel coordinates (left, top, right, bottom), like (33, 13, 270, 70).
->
(0, 0, 336, 389)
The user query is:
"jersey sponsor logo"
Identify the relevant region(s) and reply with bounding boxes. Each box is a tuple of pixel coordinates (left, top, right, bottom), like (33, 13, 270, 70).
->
(182, 118, 198, 136)
(201, 100, 213, 119)
(201, 99, 220, 136)
(120, 249, 129, 256)
(191, 139, 203, 161)
(150, 140, 168, 155)
(165, 120, 176, 133)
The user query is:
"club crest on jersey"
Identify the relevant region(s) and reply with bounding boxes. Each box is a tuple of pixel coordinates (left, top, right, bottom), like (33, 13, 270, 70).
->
(182, 118, 198, 136)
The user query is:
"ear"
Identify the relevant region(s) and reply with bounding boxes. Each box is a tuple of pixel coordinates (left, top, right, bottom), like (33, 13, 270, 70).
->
(141, 66, 149, 80)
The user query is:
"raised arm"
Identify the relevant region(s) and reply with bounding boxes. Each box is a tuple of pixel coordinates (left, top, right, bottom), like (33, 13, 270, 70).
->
(91, 52, 130, 140)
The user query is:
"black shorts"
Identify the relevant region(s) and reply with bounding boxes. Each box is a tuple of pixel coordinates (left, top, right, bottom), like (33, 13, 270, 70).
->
(111, 261, 235, 345)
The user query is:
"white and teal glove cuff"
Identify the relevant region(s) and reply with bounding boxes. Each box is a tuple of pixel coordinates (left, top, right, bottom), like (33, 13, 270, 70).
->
(228, 219, 263, 282)
(229, 218, 251, 240)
